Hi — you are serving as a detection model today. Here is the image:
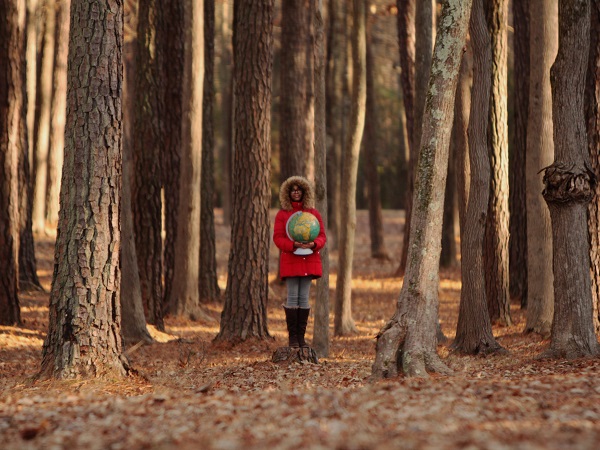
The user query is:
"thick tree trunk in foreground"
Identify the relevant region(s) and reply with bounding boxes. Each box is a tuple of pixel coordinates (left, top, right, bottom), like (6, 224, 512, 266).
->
(453, 0, 505, 356)
(312, 0, 330, 358)
(525, 0, 557, 338)
(372, 0, 472, 379)
(215, 0, 273, 342)
(0, 0, 25, 326)
(485, 0, 511, 326)
(334, 0, 366, 336)
(39, 0, 127, 379)
(542, 0, 600, 359)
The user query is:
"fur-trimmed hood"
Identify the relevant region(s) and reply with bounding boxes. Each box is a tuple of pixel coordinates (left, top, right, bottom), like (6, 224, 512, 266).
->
(279, 176, 315, 211)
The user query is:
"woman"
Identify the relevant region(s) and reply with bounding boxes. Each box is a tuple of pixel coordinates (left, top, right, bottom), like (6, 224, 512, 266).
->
(273, 176, 327, 348)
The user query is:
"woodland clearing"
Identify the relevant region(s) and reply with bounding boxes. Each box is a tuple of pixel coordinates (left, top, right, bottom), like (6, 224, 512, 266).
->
(1, 210, 599, 450)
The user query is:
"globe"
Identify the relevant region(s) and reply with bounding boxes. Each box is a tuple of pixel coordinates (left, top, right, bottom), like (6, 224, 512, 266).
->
(286, 211, 320, 244)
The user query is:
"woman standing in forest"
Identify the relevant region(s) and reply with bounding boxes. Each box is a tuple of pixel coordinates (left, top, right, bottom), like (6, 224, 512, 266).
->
(273, 176, 327, 348)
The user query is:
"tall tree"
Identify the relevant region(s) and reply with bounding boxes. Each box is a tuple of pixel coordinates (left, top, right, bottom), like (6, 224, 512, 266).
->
(525, 0, 557, 337)
(215, 0, 274, 341)
(363, 4, 388, 260)
(39, 0, 128, 378)
(46, 0, 70, 226)
(0, 0, 26, 326)
(334, 0, 366, 336)
(132, 0, 164, 328)
(484, 0, 511, 326)
(372, 0, 472, 379)
(509, 0, 529, 307)
(25, 0, 40, 169)
(199, 0, 220, 303)
(32, 0, 56, 234)
(453, 0, 505, 355)
(312, 0, 330, 357)
(586, 0, 600, 334)
(395, 0, 415, 276)
(542, 0, 600, 359)
(159, 0, 185, 311)
(279, 0, 312, 181)
(168, 0, 204, 319)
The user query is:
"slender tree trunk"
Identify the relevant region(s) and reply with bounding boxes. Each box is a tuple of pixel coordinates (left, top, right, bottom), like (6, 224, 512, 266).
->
(169, 0, 204, 319)
(0, 0, 26, 326)
(312, 0, 329, 358)
(541, 0, 600, 359)
(334, 0, 366, 336)
(395, 0, 415, 277)
(455, 46, 472, 231)
(215, 0, 274, 342)
(525, 0, 557, 338)
(159, 0, 185, 312)
(46, 0, 70, 226)
(364, 6, 387, 260)
(132, 0, 164, 328)
(485, 0, 511, 326)
(509, 0, 529, 308)
(453, 0, 505, 355)
(199, 0, 220, 303)
(372, 0, 472, 379)
(25, 0, 40, 171)
(586, 0, 600, 334)
(440, 144, 457, 268)
(39, 0, 127, 379)
(32, 0, 55, 234)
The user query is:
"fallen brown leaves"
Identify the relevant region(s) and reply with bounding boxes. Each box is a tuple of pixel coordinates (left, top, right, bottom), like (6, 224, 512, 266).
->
(1, 210, 599, 449)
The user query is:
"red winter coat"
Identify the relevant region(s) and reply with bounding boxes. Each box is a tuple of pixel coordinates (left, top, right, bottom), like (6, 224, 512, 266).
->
(273, 176, 327, 280)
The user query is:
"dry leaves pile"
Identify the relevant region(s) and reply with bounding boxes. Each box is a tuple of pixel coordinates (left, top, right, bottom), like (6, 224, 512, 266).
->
(1, 210, 599, 449)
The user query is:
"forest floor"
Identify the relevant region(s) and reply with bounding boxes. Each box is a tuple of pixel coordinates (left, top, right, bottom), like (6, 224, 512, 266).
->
(1, 209, 600, 450)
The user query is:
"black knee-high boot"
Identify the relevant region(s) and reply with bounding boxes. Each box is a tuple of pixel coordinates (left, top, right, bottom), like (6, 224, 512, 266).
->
(284, 307, 299, 347)
(297, 308, 310, 348)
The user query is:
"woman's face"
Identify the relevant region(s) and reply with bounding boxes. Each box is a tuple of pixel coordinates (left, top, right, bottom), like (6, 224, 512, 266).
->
(290, 185, 304, 202)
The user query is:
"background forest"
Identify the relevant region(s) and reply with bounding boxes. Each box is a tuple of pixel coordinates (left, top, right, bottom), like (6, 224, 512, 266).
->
(1, 0, 600, 448)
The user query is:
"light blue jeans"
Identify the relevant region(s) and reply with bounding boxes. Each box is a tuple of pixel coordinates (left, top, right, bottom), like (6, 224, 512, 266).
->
(285, 276, 312, 308)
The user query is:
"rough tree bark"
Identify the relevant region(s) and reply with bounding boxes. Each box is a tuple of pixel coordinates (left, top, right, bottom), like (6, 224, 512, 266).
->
(525, 0, 557, 338)
(39, 0, 128, 379)
(372, 0, 472, 379)
(215, 0, 274, 342)
(452, 0, 505, 356)
(0, 0, 26, 326)
(334, 0, 366, 336)
(541, 0, 600, 359)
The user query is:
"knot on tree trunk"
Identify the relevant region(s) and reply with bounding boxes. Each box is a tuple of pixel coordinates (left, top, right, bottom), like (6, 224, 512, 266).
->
(542, 162, 597, 204)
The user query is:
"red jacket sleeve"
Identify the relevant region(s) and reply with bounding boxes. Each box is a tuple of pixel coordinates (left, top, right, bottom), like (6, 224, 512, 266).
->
(310, 209, 327, 251)
(273, 210, 295, 252)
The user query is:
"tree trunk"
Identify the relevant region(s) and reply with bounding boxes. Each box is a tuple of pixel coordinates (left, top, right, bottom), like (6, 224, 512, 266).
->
(586, 0, 600, 334)
(121, 0, 153, 346)
(440, 143, 457, 268)
(334, 0, 366, 336)
(484, 0, 511, 326)
(39, 0, 127, 379)
(312, 0, 330, 358)
(0, 0, 26, 326)
(372, 0, 471, 379)
(199, 0, 220, 303)
(25, 0, 40, 172)
(542, 0, 600, 359)
(215, 0, 273, 342)
(46, 0, 70, 227)
(32, 0, 55, 234)
(132, 0, 164, 328)
(159, 0, 184, 312)
(364, 6, 388, 260)
(279, 0, 311, 180)
(525, 0, 557, 338)
(453, 0, 505, 356)
(509, 0, 529, 308)
(219, 0, 233, 227)
(395, 0, 415, 277)
(169, 0, 204, 319)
